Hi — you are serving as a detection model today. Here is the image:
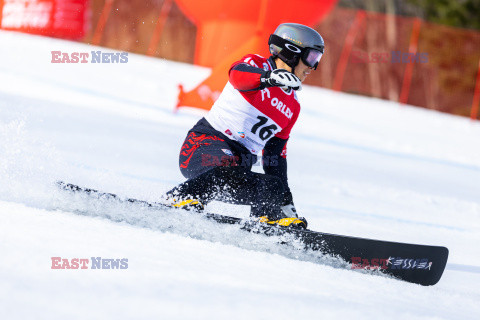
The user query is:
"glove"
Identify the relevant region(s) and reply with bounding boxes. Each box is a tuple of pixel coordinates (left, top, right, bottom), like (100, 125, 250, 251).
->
(261, 69, 302, 91)
(281, 203, 298, 218)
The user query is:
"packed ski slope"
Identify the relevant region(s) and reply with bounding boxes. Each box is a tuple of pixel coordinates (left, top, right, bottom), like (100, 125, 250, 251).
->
(1, 30, 480, 319)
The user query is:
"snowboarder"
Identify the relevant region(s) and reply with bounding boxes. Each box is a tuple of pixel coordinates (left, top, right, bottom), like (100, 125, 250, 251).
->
(166, 23, 324, 228)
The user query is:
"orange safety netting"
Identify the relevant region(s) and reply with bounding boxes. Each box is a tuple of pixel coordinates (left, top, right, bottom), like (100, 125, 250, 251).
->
(310, 7, 480, 118)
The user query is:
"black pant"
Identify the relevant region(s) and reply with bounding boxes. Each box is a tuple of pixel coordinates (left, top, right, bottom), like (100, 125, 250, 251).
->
(171, 118, 285, 219)
(168, 166, 285, 218)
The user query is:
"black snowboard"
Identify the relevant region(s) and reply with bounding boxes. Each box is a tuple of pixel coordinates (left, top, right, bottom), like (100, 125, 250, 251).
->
(57, 181, 449, 286)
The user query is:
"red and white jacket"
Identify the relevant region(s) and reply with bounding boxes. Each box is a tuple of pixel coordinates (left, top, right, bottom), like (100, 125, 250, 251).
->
(205, 54, 301, 155)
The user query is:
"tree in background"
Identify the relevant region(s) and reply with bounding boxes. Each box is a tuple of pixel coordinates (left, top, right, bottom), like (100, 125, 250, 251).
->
(339, 0, 480, 30)
(409, 0, 480, 31)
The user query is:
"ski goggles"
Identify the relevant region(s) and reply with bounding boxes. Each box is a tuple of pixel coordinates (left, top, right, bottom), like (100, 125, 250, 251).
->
(302, 48, 323, 69)
(269, 34, 324, 70)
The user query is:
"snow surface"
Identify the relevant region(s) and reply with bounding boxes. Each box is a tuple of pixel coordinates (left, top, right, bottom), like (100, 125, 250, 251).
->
(1, 30, 480, 319)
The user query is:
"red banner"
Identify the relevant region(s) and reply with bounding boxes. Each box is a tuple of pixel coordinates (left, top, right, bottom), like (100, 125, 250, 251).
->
(0, 0, 89, 39)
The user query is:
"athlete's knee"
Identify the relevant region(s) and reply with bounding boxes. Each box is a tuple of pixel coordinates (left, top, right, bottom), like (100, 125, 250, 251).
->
(180, 164, 209, 180)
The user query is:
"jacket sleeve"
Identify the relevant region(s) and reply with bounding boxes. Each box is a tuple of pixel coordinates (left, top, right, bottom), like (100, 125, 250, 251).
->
(262, 136, 293, 205)
(229, 62, 268, 92)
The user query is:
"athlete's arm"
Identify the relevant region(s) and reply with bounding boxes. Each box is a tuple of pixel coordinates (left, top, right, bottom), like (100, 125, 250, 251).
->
(229, 62, 268, 92)
(264, 104, 300, 217)
(263, 137, 295, 212)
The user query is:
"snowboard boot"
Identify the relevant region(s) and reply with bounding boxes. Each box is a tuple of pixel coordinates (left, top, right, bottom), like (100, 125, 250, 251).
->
(164, 197, 204, 212)
(173, 198, 204, 211)
(258, 216, 308, 229)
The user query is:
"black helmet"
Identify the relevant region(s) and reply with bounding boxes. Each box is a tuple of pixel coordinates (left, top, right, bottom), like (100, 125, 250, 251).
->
(268, 23, 324, 71)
